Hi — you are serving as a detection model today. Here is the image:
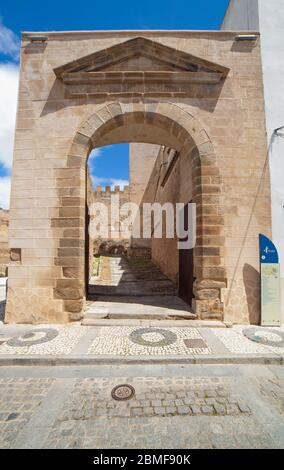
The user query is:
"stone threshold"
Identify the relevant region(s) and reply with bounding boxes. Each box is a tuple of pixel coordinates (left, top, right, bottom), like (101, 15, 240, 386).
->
(81, 318, 227, 327)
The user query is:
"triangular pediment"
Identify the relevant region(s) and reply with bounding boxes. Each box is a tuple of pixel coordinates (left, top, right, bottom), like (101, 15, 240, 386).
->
(54, 37, 229, 77)
(54, 37, 229, 98)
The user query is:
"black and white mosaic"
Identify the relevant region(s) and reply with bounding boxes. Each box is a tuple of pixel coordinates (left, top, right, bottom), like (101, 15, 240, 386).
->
(0, 324, 86, 355)
(243, 328, 284, 348)
(88, 326, 210, 355)
(129, 328, 177, 347)
(213, 325, 284, 354)
(7, 329, 59, 347)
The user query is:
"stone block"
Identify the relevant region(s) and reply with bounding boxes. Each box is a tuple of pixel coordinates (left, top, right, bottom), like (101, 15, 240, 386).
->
(195, 288, 220, 300)
(64, 299, 84, 313)
(193, 298, 224, 320)
(10, 248, 21, 263)
(54, 285, 84, 300)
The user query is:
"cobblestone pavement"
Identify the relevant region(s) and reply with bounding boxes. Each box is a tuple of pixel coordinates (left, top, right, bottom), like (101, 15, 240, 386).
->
(0, 364, 283, 449)
(53, 377, 250, 421)
(0, 378, 54, 448)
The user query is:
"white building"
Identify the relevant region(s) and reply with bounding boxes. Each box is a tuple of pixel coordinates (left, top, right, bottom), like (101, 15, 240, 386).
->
(222, 0, 284, 321)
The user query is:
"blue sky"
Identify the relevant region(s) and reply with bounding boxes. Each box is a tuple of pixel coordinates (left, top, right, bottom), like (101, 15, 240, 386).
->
(0, 0, 230, 207)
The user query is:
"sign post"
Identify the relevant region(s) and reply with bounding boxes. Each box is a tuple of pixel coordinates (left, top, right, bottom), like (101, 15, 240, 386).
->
(259, 234, 281, 326)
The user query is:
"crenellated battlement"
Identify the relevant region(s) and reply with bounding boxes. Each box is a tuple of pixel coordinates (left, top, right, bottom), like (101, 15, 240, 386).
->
(94, 185, 130, 195)
(93, 185, 131, 206)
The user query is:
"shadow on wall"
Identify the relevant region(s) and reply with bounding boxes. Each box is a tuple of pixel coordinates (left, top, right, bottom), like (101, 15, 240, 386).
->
(243, 263, 261, 325)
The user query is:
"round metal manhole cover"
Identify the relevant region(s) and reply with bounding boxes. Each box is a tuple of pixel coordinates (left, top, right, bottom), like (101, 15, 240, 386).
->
(111, 384, 135, 401)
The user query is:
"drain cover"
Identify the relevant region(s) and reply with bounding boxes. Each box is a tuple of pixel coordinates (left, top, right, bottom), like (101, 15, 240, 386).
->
(111, 384, 135, 401)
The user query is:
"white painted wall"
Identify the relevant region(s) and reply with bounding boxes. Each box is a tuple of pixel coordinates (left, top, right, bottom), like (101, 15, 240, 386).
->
(222, 0, 259, 30)
(222, 0, 284, 321)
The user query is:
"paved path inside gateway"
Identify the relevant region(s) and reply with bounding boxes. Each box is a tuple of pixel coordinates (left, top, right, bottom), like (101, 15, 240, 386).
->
(87, 256, 197, 322)
(0, 363, 283, 449)
(89, 255, 179, 297)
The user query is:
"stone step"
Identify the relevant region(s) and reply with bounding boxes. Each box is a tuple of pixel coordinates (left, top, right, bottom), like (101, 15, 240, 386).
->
(88, 287, 178, 296)
(100, 274, 171, 282)
(88, 278, 178, 295)
(84, 310, 196, 321)
(82, 318, 226, 328)
(84, 295, 195, 321)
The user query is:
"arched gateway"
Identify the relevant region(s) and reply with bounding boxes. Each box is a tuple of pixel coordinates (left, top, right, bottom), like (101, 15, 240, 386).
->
(6, 32, 271, 324)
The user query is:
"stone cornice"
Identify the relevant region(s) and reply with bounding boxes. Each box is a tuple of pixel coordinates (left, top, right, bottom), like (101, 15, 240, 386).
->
(62, 71, 224, 98)
(22, 30, 260, 38)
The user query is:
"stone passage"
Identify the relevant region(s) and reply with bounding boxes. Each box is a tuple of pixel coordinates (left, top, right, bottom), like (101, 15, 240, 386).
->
(89, 255, 178, 296)
(85, 255, 196, 322)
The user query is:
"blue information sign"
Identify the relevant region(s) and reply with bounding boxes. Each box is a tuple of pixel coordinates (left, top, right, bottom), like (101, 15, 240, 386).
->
(259, 234, 279, 264)
(259, 234, 281, 326)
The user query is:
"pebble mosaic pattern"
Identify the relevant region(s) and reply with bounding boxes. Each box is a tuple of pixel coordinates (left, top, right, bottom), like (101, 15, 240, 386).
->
(7, 328, 59, 347)
(243, 328, 284, 348)
(0, 325, 87, 355)
(213, 326, 284, 355)
(88, 327, 210, 355)
(129, 328, 178, 347)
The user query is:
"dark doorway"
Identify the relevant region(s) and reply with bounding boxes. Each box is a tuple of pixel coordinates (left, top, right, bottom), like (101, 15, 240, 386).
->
(179, 201, 194, 306)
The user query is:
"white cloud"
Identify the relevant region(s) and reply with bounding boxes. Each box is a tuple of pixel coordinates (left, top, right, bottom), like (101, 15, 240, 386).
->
(0, 19, 20, 59)
(88, 148, 102, 161)
(91, 176, 129, 190)
(0, 63, 19, 170)
(88, 147, 129, 190)
(0, 176, 11, 209)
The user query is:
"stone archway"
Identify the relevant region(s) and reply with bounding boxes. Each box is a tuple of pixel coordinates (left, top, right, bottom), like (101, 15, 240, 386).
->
(56, 101, 227, 321)
(4, 31, 271, 325)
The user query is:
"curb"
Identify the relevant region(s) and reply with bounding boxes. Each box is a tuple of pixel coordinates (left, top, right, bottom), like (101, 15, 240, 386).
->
(0, 354, 283, 366)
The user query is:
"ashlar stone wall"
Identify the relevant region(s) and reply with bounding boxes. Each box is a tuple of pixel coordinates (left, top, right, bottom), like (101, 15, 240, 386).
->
(0, 209, 9, 277)
(5, 30, 271, 324)
(90, 184, 131, 256)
